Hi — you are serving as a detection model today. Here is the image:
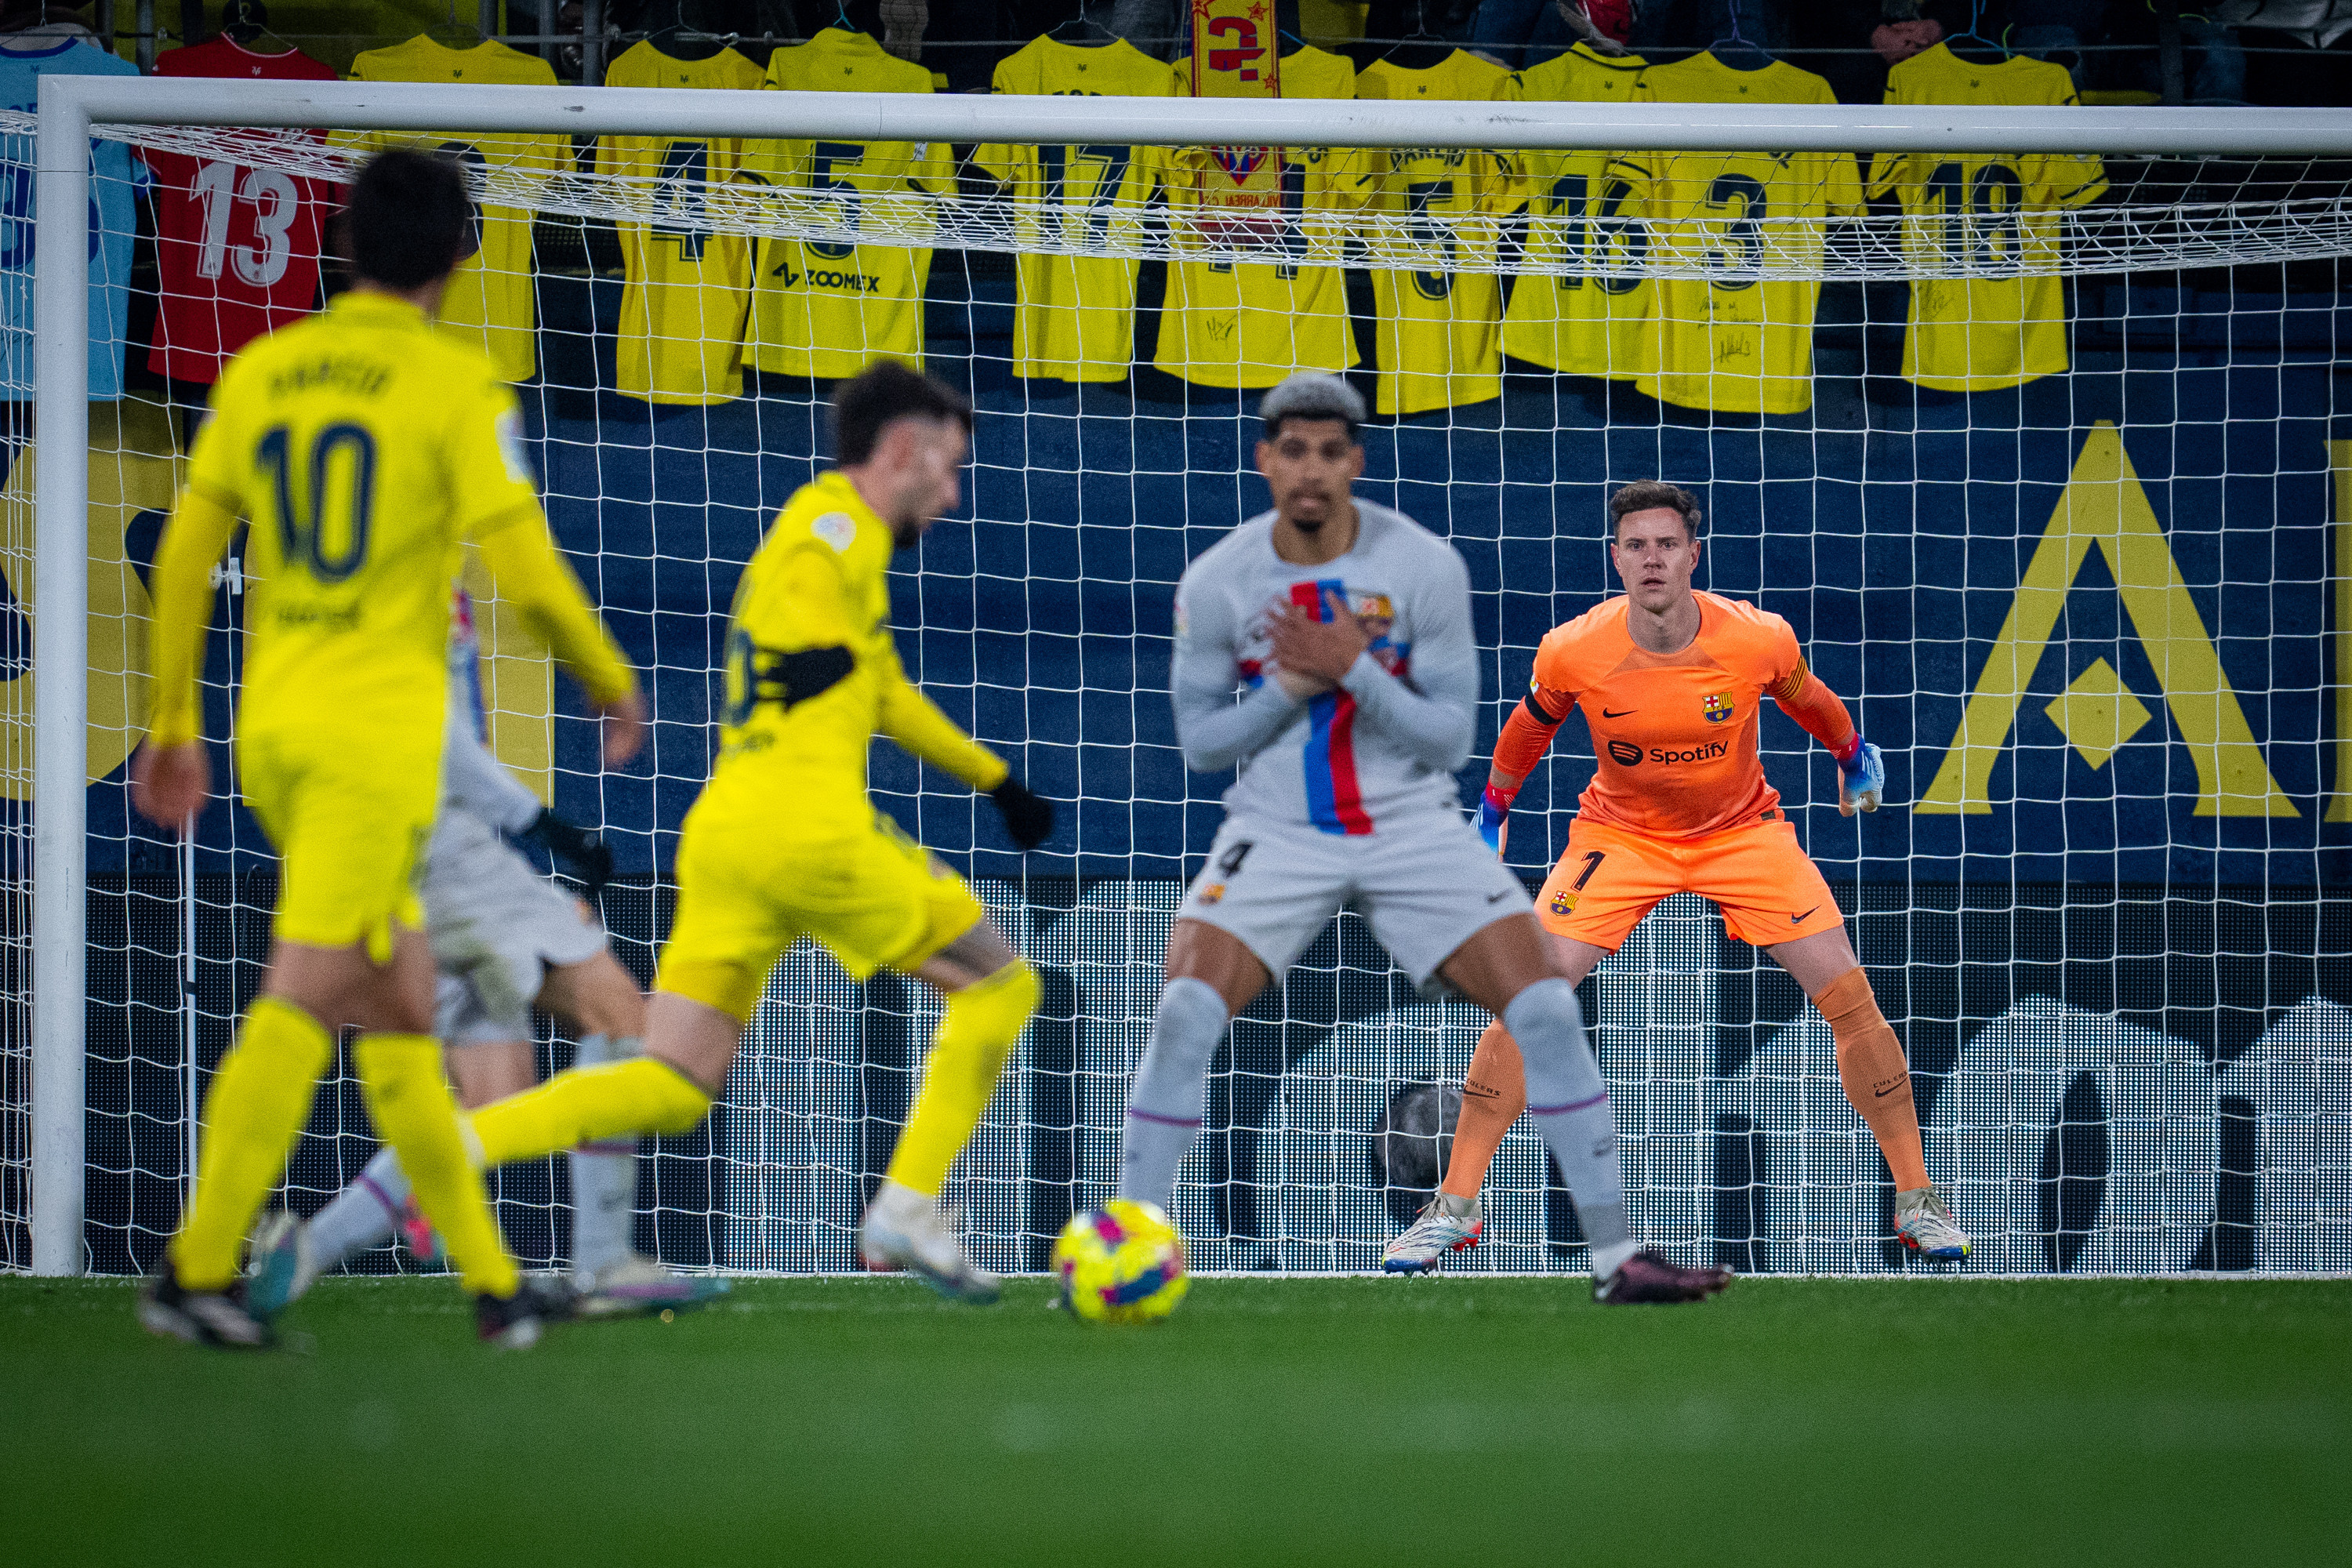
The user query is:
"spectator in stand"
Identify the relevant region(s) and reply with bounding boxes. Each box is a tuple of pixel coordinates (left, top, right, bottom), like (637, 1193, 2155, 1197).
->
(1627, 0, 1790, 56)
(2009, 0, 2109, 82)
(2212, 0, 2352, 103)
(1468, 0, 1632, 71)
(1872, 0, 1945, 61)
(2178, 6, 2248, 101)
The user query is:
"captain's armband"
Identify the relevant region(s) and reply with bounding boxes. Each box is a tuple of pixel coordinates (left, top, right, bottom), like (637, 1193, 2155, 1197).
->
(764, 646, 855, 707)
(727, 637, 856, 720)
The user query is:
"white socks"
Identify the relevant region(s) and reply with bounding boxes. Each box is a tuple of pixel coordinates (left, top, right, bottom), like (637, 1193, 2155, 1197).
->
(567, 1034, 641, 1278)
(306, 1145, 408, 1267)
(1117, 977, 1230, 1210)
(1507, 980, 1638, 1279)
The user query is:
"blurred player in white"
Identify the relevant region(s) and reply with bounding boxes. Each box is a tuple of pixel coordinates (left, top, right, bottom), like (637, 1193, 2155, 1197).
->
(247, 591, 723, 1318)
(1115, 372, 1730, 1303)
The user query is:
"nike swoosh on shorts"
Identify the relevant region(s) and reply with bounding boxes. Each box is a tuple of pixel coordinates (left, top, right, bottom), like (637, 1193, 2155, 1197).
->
(1792, 906, 1821, 923)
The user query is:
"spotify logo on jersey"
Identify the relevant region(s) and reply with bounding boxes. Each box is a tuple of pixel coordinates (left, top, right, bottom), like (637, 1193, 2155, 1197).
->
(1606, 739, 1643, 767)
(1650, 740, 1729, 766)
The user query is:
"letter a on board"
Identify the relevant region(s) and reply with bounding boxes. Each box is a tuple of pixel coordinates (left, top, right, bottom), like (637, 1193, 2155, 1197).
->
(1920, 422, 2295, 818)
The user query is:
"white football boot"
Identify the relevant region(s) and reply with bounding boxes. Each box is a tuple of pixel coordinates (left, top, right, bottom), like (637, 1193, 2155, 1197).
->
(244, 1210, 322, 1319)
(1381, 1192, 1484, 1274)
(1895, 1183, 1971, 1261)
(858, 1181, 1001, 1304)
(575, 1252, 732, 1318)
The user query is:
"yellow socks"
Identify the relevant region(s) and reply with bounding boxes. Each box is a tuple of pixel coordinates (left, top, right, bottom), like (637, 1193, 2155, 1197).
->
(470, 1057, 712, 1168)
(1441, 1018, 1527, 1199)
(168, 995, 334, 1290)
(884, 960, 1040, 1198)
(1813, 967, 1930, 1192)
(353, 1033, 519, 1299)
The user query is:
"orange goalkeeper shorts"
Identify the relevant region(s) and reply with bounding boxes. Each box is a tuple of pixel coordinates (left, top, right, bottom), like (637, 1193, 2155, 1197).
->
(1534, 815, 1845, 953)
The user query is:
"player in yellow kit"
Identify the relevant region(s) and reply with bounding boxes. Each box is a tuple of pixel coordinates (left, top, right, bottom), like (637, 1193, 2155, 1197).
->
(131, 150, 645, 1349)
(459, 361, 1057, 1301)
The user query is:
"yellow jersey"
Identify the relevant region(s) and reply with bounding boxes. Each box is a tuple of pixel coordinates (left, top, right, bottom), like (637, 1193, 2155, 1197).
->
(1153, 46, 1367, 390)
(749, 29, 951, 379)
(169, 292, 622, 753)
(597, 43, 763, 405)
(699, 470, 1004, 838)
(1356, 50, 1520, 416)
(1615, 53, 1861, 414)
(1867, 45, 2107, 391)
(1501, 45, 1650, 380)
(974, 38, 1172, 383)
(344, 36, 564, 383)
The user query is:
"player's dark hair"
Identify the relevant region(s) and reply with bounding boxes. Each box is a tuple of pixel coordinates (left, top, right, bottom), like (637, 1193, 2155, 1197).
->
(832, 361, 975, 466)
(1610, 481, 1704, 542)
(343, 148, 477, 290)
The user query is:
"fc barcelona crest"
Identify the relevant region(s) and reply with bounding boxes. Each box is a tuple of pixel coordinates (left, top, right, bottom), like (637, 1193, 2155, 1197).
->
(1701, 692, 1733, 724)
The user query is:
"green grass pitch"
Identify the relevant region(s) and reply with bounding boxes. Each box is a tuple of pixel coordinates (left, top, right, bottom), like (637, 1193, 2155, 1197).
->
(3, 1275, 2342, 1565)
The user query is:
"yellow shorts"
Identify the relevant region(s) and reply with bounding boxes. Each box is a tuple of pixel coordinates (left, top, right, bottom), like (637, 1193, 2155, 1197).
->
(658, 808, 987, 1022)
(1537, 815, 1844, 953)
(238, 726, 434, 963)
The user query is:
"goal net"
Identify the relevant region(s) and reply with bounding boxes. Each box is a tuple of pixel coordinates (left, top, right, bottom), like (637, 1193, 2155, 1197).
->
(9, 81, 2350, 1277)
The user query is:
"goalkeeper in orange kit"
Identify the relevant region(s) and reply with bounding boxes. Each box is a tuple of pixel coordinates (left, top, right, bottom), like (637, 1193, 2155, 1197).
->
(1382, 481, 1970, 1272)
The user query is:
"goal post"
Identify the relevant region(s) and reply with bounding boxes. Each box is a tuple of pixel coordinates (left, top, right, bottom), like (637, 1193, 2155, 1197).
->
(21, 74, 2352, 1276)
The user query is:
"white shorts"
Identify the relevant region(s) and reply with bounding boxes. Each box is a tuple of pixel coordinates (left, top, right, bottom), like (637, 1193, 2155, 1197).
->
(1178, 808, 1530, 991)
(423, 810, 608, 1047)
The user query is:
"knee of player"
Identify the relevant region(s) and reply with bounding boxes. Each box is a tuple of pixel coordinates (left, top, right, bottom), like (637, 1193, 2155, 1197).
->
(1500, 976, 1587, 1049)
(637, 1054, 718, 1134)
(962, 956, 1041, 1029)
(551, 953, 649, 1040)
(1809, 966, 1885, 1027)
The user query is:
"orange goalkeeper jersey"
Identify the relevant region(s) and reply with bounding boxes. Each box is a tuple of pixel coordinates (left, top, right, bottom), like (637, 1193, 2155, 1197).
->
(1528, 591, 1825, 840)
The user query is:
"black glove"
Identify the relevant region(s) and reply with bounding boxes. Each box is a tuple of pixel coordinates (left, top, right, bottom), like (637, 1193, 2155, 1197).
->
(989, 775, 1055, 850)
(519, 808, 615, 898)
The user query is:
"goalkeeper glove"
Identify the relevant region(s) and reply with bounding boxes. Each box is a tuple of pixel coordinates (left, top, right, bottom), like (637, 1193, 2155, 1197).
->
(519, 808, 615, 897)
(1475, 785, 1510, 855)
(989, 774, 1055, 850)
(1836, 738, 1886, 817)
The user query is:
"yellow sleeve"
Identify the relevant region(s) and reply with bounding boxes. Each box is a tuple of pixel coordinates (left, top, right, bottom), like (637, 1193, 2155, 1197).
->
(144, 487, 240, 747)
(1865, 143, 1902, 201)
(448, 379, 547, 539)
(876, 641, 1007, 791)
(1828, 152, 1865, 220)
(180, 376, 247, 515)
(475, 517, 638, 708)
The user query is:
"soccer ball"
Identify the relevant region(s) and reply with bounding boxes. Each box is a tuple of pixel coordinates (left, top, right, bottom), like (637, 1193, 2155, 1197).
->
(1051, 1200, 1189, 1325)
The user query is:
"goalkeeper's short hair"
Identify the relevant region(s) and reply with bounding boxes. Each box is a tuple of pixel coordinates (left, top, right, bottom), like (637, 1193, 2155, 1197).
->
(1610, 480, 1704, 541)
(1259, 372, 1365, 443)
(833, 360, 973, 465)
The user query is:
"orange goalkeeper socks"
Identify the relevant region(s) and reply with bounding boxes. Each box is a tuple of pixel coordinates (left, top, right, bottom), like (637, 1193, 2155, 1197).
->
(1439, 1018, 1527, 1199)
(1813, 967, 1929, 1192)
(1443, 975, 1930, 1201)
